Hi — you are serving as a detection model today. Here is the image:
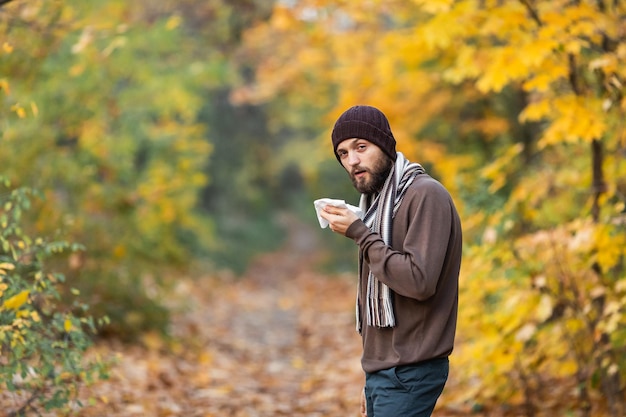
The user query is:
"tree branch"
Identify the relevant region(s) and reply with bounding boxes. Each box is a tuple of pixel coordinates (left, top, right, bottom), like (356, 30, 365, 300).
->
(568, 53, 582, 96)
(0, 0, 17, 8)
(519, 0, 543, 26)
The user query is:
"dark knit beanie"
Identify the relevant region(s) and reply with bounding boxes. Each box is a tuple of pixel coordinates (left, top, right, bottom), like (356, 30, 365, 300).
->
(331, 105, 397, 162)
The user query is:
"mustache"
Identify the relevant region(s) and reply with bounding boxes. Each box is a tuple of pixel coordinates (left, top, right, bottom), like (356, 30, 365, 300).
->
(351, 166, 369, 176)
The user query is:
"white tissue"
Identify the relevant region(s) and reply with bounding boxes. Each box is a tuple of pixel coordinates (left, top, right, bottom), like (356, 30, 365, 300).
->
(313, 198, 364, 229)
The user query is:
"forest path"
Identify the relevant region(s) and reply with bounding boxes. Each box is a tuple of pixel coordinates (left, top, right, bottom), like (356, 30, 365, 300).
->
(78, 214, 365, 417)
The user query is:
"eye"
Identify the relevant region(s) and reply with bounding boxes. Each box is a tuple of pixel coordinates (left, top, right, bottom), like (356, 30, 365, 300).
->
(337, 149, 348, 158)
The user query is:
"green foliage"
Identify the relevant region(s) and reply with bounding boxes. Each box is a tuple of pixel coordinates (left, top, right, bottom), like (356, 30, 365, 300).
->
(0, 179, 108, 416)
(1, 0, 214, 339)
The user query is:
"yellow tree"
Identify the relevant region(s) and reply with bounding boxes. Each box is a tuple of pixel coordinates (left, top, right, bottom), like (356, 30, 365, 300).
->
(418, 2, 626, 415)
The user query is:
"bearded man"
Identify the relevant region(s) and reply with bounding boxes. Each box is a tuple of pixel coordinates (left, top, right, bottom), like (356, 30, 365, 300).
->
(319, 105, 463, 417)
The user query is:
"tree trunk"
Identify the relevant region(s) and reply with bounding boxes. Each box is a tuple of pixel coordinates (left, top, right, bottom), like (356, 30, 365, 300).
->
(591, 139, 606, 222)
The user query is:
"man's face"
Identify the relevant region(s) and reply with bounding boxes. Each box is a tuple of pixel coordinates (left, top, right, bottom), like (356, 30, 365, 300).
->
(336, 138, 393, 194)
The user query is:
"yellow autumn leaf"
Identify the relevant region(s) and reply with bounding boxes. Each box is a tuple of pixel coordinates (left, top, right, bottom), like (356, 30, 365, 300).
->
(594, 226, 626, 270)
(568, 20, 597, 40)
(291, 356, 305, 369)
(523, 57, 569, 92)
(270, 6, 295, 31)
(416, 12, 466, 51)
(198, 350, 213, 365)
(564, 38, 589, 55)
(69, 64, 85, 77)
(58, 371, 73, 381)
(113, 244, 126, 258)
(0, 79, 9, 95)
(11, 333, 24, 348)
(17, 309, 33, 319)
(0, 263, 15, 270)
(413, 0, 454, 14)
(64, 318, 73, 333)
(541, 10, 572, 34)
(3, 290, 30, 310)
(519, 38, 559, 68)
(165, 15, 182, 30)
(443, 45, 481, 84)
(476, 46, 526, 93)
(11, 104, 26, 119)
(519, 99, 552, 122)
(540, 96, 608, 146)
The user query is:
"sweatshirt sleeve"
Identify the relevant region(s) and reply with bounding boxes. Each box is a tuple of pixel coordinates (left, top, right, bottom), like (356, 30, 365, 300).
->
(345, 179, 454, 301)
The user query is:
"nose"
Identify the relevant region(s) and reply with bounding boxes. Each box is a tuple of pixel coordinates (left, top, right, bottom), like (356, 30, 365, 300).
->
(346, 150, 360, 166)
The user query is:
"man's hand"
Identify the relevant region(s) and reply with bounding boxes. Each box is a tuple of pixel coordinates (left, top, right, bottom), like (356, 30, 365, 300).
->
(360, 386, 367, 417)
(319, 205, 359, 235)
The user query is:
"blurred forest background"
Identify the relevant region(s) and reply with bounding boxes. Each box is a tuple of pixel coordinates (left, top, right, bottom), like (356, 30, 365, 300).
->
(1, 0, 626, 416)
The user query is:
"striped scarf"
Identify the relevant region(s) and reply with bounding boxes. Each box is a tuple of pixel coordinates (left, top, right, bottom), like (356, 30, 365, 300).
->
(356, 152, 425, 332)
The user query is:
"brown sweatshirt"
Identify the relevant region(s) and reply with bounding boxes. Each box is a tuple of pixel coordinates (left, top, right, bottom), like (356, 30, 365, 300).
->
(345, 174, 462, 373)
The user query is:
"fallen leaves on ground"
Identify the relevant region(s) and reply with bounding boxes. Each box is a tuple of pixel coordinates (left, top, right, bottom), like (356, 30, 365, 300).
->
(76, 270, 367, 417)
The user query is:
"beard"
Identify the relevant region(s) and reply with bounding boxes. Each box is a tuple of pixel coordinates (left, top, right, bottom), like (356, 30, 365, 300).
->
(350, 156, 394, 194)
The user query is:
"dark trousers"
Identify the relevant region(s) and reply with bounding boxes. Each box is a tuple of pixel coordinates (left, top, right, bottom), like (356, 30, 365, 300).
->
(365, 357, 449, 417)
